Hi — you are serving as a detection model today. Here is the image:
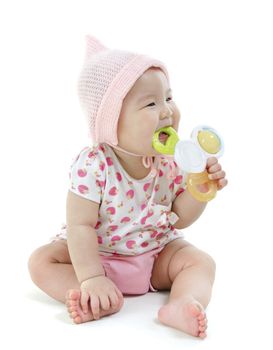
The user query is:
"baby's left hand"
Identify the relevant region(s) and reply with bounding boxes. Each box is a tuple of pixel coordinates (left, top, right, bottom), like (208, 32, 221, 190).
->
(206, 157, 228, 191)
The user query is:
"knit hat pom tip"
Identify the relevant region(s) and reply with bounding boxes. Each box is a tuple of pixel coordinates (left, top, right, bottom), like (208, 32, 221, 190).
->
(85, 35, 107, 59)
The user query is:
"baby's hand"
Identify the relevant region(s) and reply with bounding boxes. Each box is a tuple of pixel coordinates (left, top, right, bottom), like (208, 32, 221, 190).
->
(206, 157, 228, 190)
(80, 275, 123, 319)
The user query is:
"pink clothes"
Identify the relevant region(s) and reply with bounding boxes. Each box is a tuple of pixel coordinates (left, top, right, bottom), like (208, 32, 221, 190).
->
(100, 246, 164, 295)
(51, 143, 187, 256)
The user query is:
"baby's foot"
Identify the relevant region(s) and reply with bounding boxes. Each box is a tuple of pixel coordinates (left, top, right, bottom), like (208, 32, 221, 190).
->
(158, 296, 208, 338)
(65, 289, 123, 324)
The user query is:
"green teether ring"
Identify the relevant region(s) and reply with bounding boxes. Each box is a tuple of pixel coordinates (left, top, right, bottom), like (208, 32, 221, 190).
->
(152, 127, 180, 155)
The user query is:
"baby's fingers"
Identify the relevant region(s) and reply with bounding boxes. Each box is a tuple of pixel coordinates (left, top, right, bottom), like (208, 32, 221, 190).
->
(115, 287, 123, 300)
(100, 294, 110, 311)
(217, 178, 228, 190)
(208, 170, 226, 180)
(80, 289, 89, 314)
(207, 162, 221, 174)
(90, 295, 100, 320)
(109, 293, 119, 308)
(206, 157, 218, 168)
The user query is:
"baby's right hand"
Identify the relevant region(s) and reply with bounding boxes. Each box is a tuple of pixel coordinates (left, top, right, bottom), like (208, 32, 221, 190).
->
(80, 275, 123, 319)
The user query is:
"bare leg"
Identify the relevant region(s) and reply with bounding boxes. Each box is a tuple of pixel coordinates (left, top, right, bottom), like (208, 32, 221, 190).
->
(157, 246, 216, 338)
(28, 240, 123, 323)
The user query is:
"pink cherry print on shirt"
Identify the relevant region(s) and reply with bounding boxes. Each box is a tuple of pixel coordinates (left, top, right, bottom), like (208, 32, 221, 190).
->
(159, 169, 164, 177)
(99, 145, 106, 152)
(126, 189, 134, 199)
(109, 186, 118, 196)
(77, 169, 87, 177)
(140, 216, 148, 225)
(99, 180, 106, 189)
(97, 236, 103, 244)
(169, 182, 174, 191)
(116, 172, 122, 182)
(177, 188, 185, 196)
(174, 175, 183, 185)
(141, 203, 147, 211)
(128, 206, 134, 213)
(126, 240, 136, 249)
(99, 161, 106, 171)
(143, 183, 151, 192)
(106, 207, 116, 215)
(156, 232, 164, 240)
(154, 184, 160, 192)
(106, 157, 113, 166)
(78, 184, 89, 195)
(156, 220, 163, 227)
(111, 235, 121, 242)
(88, 151, 96, 158)
(144, 224, 153, 229)
(95, 221, 102, 229)
(109, 225, 118, 232)
(120, 216, 131, 224)
(141, 241, 149, 248)
(150, 230, 158, 238)
(147, 209, 154, 218)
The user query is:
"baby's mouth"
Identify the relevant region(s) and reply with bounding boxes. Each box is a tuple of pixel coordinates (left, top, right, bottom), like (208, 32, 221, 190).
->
(158, 131, 169, 145)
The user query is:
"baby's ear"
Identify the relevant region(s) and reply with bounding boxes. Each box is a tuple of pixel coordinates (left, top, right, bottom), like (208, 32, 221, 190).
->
(85, 35, 106, 59)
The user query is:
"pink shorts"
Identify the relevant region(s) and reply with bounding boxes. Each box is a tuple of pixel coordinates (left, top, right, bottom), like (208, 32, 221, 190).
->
(99, 246, 164, 295)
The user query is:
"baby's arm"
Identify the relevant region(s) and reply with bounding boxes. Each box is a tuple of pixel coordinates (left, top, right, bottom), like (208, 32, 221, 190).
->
(66, 190, 123, 318)
(172, 157, 227, 229)
(172, 190, 207, 229)
(66, 190, 105, 283)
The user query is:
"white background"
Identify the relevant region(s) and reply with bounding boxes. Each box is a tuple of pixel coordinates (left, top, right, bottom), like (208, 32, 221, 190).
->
(1, 0, 272, 349)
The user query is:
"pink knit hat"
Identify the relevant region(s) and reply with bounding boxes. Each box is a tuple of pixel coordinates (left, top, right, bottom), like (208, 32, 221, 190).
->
(77, 35, 178, 178)
(77, 35, 170, 147)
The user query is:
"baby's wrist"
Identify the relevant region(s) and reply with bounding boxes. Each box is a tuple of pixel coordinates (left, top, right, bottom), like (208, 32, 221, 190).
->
(80, 273, 105, 285)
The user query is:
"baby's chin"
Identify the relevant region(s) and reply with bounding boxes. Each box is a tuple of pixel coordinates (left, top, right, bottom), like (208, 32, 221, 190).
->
(143, 146, 162, 157)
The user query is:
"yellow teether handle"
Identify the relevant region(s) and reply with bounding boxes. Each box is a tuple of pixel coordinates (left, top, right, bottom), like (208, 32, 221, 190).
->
(187, 171, 217, 202)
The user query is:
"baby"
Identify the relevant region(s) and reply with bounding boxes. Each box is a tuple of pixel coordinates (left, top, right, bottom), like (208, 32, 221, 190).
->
(28, 35, 227, 339)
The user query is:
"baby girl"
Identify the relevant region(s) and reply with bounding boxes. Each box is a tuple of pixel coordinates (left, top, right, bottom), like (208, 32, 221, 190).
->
(28, 35, 228, 339)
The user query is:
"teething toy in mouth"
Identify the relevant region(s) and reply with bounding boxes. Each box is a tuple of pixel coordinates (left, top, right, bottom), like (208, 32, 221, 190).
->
(152, 125, 224, 202)
(152, 126, 180, 155)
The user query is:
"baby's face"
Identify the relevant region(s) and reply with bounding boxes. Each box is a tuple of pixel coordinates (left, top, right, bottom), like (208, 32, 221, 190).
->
(117, 67, 180, 156)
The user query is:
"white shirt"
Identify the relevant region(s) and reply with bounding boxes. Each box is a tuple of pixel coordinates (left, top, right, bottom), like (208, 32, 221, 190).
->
(62, 143, 187, 256)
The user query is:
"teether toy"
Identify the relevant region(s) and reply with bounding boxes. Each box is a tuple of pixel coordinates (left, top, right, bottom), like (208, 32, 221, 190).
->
(152, 125, 224, 202)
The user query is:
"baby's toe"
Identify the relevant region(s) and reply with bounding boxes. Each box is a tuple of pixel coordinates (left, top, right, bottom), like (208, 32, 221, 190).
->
(199, 332, 207, 339)
(199, 325, 207, 332)
(199, 319, 207, 326)
(66, 289, 81, 301)
(73, 316, 82, 324)
(197, 312, 206, 321)
(71, 311, 81, 323)
(68, 306, 77, 312)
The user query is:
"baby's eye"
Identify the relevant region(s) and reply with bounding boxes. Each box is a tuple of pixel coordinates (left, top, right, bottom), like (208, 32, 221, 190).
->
(146, 102, 156, 107)
(145, 98, 172, 108)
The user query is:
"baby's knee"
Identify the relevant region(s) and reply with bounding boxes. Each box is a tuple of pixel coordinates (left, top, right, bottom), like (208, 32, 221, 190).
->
(180, 248, 216, 277)
(28, 244, 53, 283)
(194, 250, 216, 271)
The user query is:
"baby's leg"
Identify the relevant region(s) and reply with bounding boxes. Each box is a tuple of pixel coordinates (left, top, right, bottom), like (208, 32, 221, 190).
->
(28, 240, 123, 323)
(151, 239, 216, 338)
(28, 240, 78, 302)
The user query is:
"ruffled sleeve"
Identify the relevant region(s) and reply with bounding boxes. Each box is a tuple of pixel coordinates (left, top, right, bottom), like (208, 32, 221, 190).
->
(68, 146, 106, 203)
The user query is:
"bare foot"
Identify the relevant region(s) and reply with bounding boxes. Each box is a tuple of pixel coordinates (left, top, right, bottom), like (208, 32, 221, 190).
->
(158, 296, 208, 338)
(65, 289, 124, 324)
